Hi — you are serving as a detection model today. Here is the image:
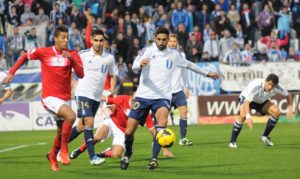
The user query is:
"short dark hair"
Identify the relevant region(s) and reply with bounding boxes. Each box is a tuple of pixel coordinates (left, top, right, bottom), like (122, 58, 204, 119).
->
(155, 27, 169, 36)
(266, 73, 279, 85)
(91, 28, 104, 37)
(54, 25, 68, 37)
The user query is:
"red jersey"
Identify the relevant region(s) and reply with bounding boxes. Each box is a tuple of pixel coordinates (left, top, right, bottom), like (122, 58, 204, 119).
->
(10, 46, 84, 100)
(107, 95, 154, 132)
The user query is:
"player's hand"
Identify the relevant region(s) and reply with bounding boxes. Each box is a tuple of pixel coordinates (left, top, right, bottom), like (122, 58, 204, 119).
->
(3, 74, 14, 83)
(140, 58, 150, 68)
(62, 50, 72, 59)
(246, 118, 253, 129)
(184, 86, 190, 99)
(84, 10, 92, 22)
(101, 96, 107, 101)
(207, 72, 219, 80)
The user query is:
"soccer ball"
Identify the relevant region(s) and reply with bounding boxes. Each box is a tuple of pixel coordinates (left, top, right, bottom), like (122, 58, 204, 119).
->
(156, 128, 176, 148)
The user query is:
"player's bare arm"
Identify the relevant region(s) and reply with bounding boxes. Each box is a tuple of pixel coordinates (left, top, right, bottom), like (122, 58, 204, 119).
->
(286, 93, 293, 119)
(207, 72, 219, 80)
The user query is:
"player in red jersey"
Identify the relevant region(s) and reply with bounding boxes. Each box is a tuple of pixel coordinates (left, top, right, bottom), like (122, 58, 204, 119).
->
(69, 88, 174, 160)
(4, 25, 84, 172)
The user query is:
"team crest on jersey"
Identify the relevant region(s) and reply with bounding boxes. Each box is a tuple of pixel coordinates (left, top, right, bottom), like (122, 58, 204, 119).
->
(132, 101, 141, 110)
(166, 60, 173, 69)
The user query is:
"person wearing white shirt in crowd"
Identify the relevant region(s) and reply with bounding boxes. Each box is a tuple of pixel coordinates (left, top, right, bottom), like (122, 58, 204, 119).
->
(120, 27, 218, 171)
(229, 73, 293, 148)
(203, 31, 219, 61)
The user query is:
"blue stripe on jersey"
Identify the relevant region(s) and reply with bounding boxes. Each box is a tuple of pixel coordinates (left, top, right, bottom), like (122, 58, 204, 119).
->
(250, 86, 261, 95)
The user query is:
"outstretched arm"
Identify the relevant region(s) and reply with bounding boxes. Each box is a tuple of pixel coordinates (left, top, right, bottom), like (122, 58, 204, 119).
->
(0, 89, 12, 104)
(185, 60, 219, 79)
(5, 53, 29, 83)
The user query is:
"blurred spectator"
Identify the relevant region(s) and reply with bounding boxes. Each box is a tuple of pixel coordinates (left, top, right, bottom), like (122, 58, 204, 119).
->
(253, 46, 269, 62)
(69, 4, 86, 30)
(50, 2, 67, 27)
(127, 37, 140, 65)
(201, 51, 210, 61)
(223, 42, 243, 66)
(260, 31, 288, 49)
(175, 22, 189, 49)
(286, 47, 299, 61)
(35, 7, 49, 24)
(185, 33, 202, 62)
(203, 31, 219, 61)
(171, 1, 189, 30)
(69, 28, 84, 50)
(240, 3, 256, 44)
(214, 9, 231, 37)
(167, 2, 176, 24)
(144, 17, 155, 44)
(210, 3, 221, 23)
(7, 5, 21, 26)
(24, 27, 41, 52)
(202, 23, 213, 42)
(235, 23, 244, 48)
(115, 32, 129, 62)
(0, 33, 5, 55)
(138, 6, 149, 23)
(124, 12, 138, 37)
(192, 25, 202, 43)
(241, 43, 253, 62)
(186, 4, 195, 33)
(219, 30, 235, 60)
(152, 5, 165, 24)
(46, 21, 55, 46)
(57, 0, 68, 13)
(20, 4, 35, 25)
(215, 0, 230, 12)
(227, 4, 240, 28)
(267, 41, 282, 62)
(256, 4, 275, 36)
(196, 4, 210, 31)
(7, 26, 25, 67)
(0, 50, 7, 69)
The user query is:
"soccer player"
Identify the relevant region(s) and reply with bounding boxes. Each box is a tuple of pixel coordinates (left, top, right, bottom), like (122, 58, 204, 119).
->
(69, 87, 174, 160)
(68, 28, 115, 165)
(168, 34, 192, 146)
(120, 27, 218, 170)
(4, 25, 84, 172)
(0, 69, 12, 104)
(229, 73, 293, 148)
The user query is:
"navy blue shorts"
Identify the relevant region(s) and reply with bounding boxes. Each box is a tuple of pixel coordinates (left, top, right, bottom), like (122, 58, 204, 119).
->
(171, 91, 187, 109)
(128, 97, 170, 125)
(76, 96, 100, 118)
(239, 96, 269, 115)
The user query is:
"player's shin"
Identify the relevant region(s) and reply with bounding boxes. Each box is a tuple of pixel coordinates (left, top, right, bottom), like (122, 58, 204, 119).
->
(262, 116, 278, 137)
(179, 118, 187, 139)
(69, 126, 82, 143)
(230, 120, 243, 143)
(61, 121, 73, 152)
(84, 126, 95, 160)
(152, 126, 166, 159)
(124, 134, 134, 158)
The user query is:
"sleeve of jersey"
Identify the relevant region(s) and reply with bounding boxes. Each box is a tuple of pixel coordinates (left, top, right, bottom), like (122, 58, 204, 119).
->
(2, 83, 11, 90)
(108, 56, 115, 76)
(145, 114, 154, 129)
(181, 57, 208, 76)
(132, 47, 148, 71)
(276, 84, 288, 96)
(85, 21, 92, 48)
(71, 51, 84, 78)
(9, 53, 29, 75)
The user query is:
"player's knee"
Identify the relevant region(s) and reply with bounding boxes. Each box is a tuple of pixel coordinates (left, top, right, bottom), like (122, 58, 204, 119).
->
(179, 107, 188, 118)
(65, 111, 76, 121)
(111, 151, 121, 158)
(272, 109, 281, 118)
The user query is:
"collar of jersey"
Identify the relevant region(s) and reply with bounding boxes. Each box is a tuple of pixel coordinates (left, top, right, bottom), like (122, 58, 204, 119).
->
(90, 47, 105, 57)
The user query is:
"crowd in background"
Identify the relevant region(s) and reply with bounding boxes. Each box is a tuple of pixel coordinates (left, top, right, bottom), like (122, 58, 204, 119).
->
(0, 0, 300, 91)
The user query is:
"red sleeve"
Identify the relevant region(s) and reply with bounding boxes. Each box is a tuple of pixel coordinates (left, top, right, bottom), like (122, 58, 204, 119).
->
(107, 96, 123, 105)
(9, 53, 29, 75)
(70, 51, 84, 78)
(145, 114, 154, 129)
(260, 37, 268, 44)
(279, 35, 289, 47)
(85, 21, 92, 48)
(104, 74, 111, 90)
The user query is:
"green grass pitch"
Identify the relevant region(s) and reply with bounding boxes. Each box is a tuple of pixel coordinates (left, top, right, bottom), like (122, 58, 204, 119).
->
(1, 123, 300, 179)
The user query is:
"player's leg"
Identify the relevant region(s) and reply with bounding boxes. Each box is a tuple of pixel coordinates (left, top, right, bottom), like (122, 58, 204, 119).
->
(260, 101, 280, 146)
(68, 118, 84, 143)
(173, 91, 192, 146)
(56, 104, 76, 165)
(148, 127, 174, 158)
(229, 102, 248, 148)
(148, 101, 170, 170)
(47, 119, 63, 171)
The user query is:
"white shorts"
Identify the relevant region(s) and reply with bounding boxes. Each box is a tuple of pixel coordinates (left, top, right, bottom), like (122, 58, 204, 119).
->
(97, 117, 125, 147)
(42, 96, 71, 120)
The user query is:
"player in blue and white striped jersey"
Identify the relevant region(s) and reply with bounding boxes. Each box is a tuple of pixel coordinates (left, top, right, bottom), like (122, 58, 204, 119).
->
(120, 27, 218, 170)
(0, 69, 12, 104)
(229, 73, 293, 148)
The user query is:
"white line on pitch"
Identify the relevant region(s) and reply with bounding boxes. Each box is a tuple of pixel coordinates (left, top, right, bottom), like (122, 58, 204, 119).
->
(0, 143, 47, 153)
